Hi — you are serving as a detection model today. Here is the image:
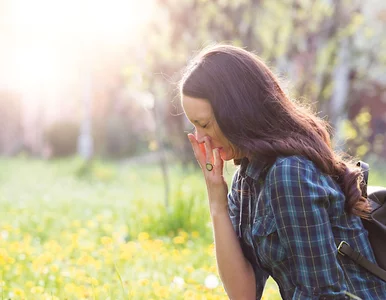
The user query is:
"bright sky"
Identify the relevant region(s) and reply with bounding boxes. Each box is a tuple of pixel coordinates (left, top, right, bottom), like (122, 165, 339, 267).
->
(1, 0, 155, 91)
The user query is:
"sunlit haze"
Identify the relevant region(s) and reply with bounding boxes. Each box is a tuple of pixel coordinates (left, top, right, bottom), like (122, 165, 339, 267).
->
(1, 0, 155, 91)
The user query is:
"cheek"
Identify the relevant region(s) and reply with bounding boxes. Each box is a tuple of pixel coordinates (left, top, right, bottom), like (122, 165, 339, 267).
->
(219, 147, 233, 161)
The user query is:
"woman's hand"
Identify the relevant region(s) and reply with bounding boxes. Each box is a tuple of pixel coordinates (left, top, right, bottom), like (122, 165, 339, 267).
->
(187, 134, 228, 215)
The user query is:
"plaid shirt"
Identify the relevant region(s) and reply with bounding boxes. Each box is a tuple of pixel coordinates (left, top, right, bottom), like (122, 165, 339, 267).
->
(228, 155, 386, 300)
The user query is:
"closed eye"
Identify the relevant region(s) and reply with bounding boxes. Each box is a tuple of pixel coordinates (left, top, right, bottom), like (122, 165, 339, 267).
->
(201, 121, 210, 129)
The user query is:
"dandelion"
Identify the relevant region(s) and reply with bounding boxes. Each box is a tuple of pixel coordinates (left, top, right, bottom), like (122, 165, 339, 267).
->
(172, 276, 185, 288)
(50, 264, 59, 273)
(178, 230, 189, 239)
(184, 290, 196, 299)
(138, 278, 149, 286)
(191, 231, 200, 238)
(184, 266, 195, 273)
(31, 286, 44, 294)
(87, 220, 96, 229)
(13, 287, 25, 297)
(204, 274, 219, 289)
(173, 236, 185, 245)
(72, 220, 81, 228)
(101, 236, 113, 245)
(1, 230, 9, 240)
(154, 286, 170, 298)
(138, 232, 150, 241)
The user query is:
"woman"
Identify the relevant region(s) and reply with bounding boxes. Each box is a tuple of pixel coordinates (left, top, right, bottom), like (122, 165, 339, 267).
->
(180, 45, 386, 299)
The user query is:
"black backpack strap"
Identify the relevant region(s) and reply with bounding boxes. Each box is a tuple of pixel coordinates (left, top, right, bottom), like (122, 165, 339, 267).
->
(357, 161, 369, 197)
(337, 241, 386, 282)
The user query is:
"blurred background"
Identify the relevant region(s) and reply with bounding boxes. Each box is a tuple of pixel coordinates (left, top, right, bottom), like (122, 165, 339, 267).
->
(0, 0, 385, 299)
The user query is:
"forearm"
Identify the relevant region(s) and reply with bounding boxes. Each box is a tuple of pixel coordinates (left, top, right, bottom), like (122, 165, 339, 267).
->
(211, 208, 256, 300)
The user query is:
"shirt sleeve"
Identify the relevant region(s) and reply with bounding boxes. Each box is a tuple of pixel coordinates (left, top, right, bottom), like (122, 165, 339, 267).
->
(228, 169, 269, 299)
(264, 157, 348, 299)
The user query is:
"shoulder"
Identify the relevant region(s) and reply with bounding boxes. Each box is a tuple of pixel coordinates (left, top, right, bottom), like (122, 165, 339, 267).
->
(265, 155, 330, 197)
(265, 156, 332, 213)
(269, 155, 318, 173)
(266, 155, 320, 181)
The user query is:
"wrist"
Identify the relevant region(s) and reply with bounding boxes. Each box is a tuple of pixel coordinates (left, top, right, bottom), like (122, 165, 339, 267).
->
(210, 204, 229, 218)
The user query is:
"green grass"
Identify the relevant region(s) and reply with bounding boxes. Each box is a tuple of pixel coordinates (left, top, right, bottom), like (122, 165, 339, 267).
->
(1, 156, 384, 299)
(0, 157, 280, 299)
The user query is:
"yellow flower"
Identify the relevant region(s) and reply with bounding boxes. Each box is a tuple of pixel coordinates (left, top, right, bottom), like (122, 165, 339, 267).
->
(90, 277, 99, 285)
(154, 286, 170, 299)
(173, 236, 185, 245)
(102, 283, 110, 292)
(101, 236, 113, 245)
(0, 249, 12, 265)
(138, 278, 149, 286)
(184, 266, 195, 273)
(182, 248, 191, 255)
(13, 287, 25, 297)
(72, 220, 81, 228)
(102, 223, 113, 232)
(138, 232, 150, 241)
(64, 283, 77, 294)
(178, 230, 189, 239)
(191, 231, 200, 238)
(87, 220, 96, 229)
(183, 290, 196, 299)
(31, 286, 44, 294)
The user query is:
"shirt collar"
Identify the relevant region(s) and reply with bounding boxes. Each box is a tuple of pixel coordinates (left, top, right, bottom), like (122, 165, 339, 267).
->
(239, 156, 267, 180)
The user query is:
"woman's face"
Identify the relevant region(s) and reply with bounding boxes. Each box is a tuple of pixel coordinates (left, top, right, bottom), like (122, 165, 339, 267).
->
(182, 95, 241, 161)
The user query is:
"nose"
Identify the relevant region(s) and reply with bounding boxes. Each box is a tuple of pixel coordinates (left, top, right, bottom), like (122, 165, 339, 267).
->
(195, 128, 207, 143)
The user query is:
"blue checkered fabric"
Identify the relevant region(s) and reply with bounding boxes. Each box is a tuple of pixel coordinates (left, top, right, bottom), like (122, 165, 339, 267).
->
(228, 155, 386, 299)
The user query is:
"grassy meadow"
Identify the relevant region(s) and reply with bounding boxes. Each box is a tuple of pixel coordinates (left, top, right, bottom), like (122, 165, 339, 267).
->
(0, 157, 280, 299)
(0, 156, 384, 299)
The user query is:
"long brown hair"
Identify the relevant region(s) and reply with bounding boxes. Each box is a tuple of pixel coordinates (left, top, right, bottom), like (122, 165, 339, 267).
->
(180, 44, 368, 216)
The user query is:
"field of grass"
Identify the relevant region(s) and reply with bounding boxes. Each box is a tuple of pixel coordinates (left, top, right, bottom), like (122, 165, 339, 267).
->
(1, 156, 384, 299)
(0, 157, 281, 299)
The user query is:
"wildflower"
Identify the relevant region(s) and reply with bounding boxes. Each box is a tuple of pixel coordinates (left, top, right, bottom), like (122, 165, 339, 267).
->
(13, 288, 25, 297)
(172, 276, 185, 288)
(154, 286, 169, 298)
(184, 266, 195, 273)
(204, 274, 219, 289)
(101, 236, 113, 245)
(138, 232, 150, 241)
(138, 278, 149, 286)
(183, 290, 196, 299)
(31, 286, 44, 294)
(191, 231, 200, 238)
(173, 236, 185, 245)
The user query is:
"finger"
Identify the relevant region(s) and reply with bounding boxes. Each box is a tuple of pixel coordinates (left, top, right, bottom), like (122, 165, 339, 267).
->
(214, 148, 224, 174)
(203, 136, 213, 165)
(198, 142, 206, 159)
(195, 136, 207, 158)
(188, 134, 205, 167)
